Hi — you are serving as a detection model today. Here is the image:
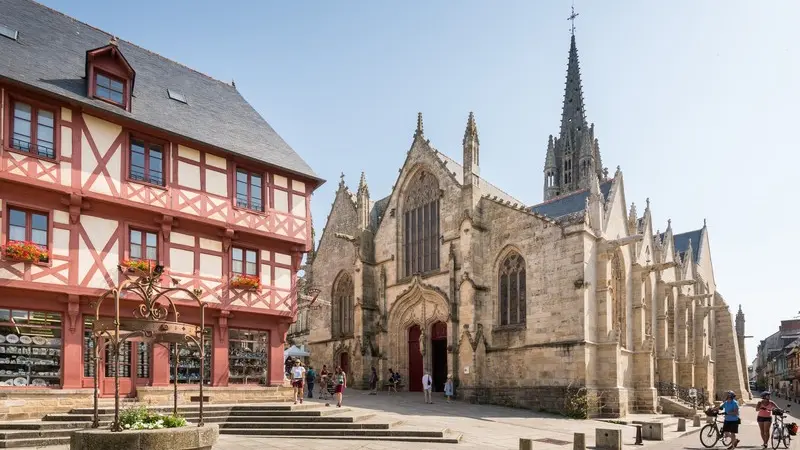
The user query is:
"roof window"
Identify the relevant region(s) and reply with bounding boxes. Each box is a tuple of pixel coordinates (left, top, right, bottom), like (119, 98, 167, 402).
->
(0, 24, 18, 41)
(167, 89, 187, 104)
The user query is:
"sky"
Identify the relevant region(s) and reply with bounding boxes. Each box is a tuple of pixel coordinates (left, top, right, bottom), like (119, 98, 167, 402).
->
(37, 0, 800, 361)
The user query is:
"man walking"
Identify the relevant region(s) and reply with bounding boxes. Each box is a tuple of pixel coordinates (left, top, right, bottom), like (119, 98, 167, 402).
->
(422, 371, 433, 404)
(306, 366, 316, 399)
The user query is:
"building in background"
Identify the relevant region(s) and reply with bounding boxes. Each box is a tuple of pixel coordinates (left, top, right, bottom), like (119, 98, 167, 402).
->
(755, 319, 800, 398)
(0, 0, 320, 418)
(299, 27, 750, 416)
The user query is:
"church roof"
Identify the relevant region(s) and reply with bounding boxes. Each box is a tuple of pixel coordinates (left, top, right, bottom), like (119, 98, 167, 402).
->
(434, 152, 523, 204)
(530, 179, 613, 219)
(0, 0, 319, 181)
(672, 229, 703, 264)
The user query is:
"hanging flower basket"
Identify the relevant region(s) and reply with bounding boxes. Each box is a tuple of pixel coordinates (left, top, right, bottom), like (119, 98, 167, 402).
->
(230, 275, 261, 291)
(122, 259, 153, 273)
(3, 241, 49, 263)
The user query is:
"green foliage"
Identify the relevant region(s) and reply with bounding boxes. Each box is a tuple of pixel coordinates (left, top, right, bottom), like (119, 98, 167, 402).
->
(564, 383, 590, 419)
(119, 406, 187, 430)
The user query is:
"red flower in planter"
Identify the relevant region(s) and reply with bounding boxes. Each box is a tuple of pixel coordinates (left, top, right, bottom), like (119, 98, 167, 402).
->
(122, 259, 153, 272)
(230, 275, 261, 291)
(3, 241, 49, 263)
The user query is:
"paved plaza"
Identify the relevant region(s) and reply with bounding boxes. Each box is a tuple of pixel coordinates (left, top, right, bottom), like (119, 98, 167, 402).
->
(13, 389, 712, 449)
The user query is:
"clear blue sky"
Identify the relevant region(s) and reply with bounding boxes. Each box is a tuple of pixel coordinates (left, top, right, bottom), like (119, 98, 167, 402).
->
(39, 0, 798, 361)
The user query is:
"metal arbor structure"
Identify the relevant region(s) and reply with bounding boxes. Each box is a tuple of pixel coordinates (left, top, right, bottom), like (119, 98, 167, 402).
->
(90, 264, 207, 431)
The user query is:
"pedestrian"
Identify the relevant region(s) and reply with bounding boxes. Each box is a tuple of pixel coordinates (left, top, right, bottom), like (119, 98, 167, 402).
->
(422, 371, 433, 404)
(334, 366, 347, 408)
(369, 366, 378, 395)
(718, 390, 740, 449)
(756, 391, 778, 448)
(306, 365, 316, 399)
(388, 368, 400, 393)
(319, 364, 330, 399)
(284, 356, 293, 379)
(444, 374, 453, 403)
(291, 360, 305, 404)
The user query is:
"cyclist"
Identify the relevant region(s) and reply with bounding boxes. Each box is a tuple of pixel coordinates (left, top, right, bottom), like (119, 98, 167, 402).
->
(756, 391, 778, 448)
(719, 390, 741, 449)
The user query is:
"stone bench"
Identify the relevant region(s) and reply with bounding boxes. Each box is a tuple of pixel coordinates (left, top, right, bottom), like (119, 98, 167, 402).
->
(595, 428, 622, 450)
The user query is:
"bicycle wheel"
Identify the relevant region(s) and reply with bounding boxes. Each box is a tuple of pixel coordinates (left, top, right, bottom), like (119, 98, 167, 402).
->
(772, 428, 784, 449)
(721, 433, 733, 447)
(699, 424, 720, 448)
(782, 434, 790, 449)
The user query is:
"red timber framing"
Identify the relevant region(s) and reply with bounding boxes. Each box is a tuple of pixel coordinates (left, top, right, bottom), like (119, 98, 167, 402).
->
(0, 79, 318, 395)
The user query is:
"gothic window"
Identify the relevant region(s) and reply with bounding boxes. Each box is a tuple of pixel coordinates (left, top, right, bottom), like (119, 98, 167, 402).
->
(611, 253, 626, 347)
(403, 171, 440, 277)
(564, 154, 573, 185)
(545, 171, 555, 188)
(498, 251, 526, 326)
(331, 272, 354, 338)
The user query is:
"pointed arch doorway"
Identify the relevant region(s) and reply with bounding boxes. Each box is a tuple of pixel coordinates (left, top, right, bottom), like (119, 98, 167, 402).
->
(408, 325, 423, 391)
(431, 321, 447, 392)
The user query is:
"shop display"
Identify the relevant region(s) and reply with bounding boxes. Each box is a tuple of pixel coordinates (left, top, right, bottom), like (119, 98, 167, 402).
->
(0, 309, 62, 387)
(169, 328, 211, 384)
(228, 329, 268, 385)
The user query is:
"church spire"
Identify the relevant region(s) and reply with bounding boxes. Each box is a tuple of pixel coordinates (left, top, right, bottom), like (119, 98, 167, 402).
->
(462, 112, 480, 187)
(542, 7, 605, 201)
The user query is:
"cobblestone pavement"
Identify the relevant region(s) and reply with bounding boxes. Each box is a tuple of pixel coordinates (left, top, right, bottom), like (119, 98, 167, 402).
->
(14, 389, 704, 449)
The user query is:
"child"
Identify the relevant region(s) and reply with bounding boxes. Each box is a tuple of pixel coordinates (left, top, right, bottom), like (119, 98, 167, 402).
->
(444, 374, 454, 403)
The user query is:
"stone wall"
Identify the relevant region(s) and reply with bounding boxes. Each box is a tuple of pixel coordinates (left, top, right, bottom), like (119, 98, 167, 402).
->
(136, 386, 293, 406)
(0, 389, 94, 420)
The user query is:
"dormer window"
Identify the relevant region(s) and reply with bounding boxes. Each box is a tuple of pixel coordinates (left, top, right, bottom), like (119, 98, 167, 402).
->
(95, 72, 125, 105)
(86, 41, 135, 111)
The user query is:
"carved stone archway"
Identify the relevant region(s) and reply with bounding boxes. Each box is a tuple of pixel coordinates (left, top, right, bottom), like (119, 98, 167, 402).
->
(387, 277, 450, 386)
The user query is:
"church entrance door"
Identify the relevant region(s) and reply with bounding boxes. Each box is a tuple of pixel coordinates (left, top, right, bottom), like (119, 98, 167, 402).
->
(431, 321, 447, 392)
(339, 352, 350, 378)
(408, 325, 423, 391)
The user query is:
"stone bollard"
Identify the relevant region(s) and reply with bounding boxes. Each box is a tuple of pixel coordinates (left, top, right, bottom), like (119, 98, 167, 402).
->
(677, 418, 686, 432)
(573, 432, 586, 450)
(595, 428, 622, 450)
(633, 424, 643, 445)
(641, 422, 664, 441)
(693, 415, 702, 427)
(519, 438, 533, 450)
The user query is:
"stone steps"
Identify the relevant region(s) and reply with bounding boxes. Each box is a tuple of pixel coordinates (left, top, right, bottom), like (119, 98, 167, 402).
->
(0, 403, 460, 446)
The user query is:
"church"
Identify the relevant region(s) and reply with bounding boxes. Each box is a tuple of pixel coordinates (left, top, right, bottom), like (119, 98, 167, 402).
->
(297, 27, 751, 416)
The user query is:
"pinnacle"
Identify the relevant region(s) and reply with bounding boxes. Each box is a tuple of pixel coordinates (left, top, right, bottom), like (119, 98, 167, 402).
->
(462, 111, 479, 146)
(358, 171, 368, 193)
(414, 112, 424, 139)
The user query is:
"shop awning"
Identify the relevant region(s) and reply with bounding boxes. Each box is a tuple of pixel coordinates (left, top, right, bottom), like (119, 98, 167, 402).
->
(284, 345, 310, 358)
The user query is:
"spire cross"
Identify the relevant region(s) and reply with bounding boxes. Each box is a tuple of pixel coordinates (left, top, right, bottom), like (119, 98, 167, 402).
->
(567, 5, 579, 35)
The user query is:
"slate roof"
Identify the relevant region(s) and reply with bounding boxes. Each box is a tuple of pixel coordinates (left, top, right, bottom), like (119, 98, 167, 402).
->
(0, 0, 319, 182)
(672, 229, 703, 264)
(433, 151, 523, 204)
(530, 180, 613, 220)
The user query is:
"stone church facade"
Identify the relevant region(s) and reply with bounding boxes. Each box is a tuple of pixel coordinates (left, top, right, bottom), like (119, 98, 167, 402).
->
(298, 32, 750, 416)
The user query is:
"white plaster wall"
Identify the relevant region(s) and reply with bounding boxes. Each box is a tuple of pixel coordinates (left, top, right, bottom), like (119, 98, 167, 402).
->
(178, 145, 200, 162)
(170, 248, 194, 275)
(274, 190, 289, 213)
(198, 238, 221, 252)
(178, 161, 200, 190)
(274, 267, 291, 290)
(274, 252, 291, 266)
(77, 214, 119, 288)
(205, 153, 226, 170)
(82, 114, 121, 196)
(199, 254, 221, 278)
(61, 126, 72, 158)
(205, 169, 227, 197)
(170, 232, 194, 247)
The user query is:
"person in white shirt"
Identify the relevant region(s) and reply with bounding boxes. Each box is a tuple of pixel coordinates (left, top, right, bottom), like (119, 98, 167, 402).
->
(291, 360, 306, 404)
(422, 371, 433, 404)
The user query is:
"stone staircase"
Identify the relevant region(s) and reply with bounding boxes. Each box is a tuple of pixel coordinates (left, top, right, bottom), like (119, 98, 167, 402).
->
(0, 403, 461, 448)
(658, 395, 702, 418)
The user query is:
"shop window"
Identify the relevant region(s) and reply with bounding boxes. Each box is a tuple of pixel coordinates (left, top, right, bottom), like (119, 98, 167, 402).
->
(169, 327, 211, 384)
(0, 309, 62, 387)
(105, 341, 132, 377)
(228, 328, 268, 385)
(137, 342, 150, 379)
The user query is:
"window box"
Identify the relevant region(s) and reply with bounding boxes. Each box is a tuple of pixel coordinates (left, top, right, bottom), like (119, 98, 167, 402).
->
(121, 259, 154, 273)
(230, 275, 260, 292)
(3, 241, 49, 264)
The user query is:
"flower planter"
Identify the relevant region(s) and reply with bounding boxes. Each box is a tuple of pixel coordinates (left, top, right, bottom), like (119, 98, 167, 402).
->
(3, 241, 49, 264)
(229, 275, 260, 291)
(70, 424, 218, 450)
(122, 260, 155, 273)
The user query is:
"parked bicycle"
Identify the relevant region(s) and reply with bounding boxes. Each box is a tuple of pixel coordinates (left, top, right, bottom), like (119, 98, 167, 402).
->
(700, 408, 733, 448)
(770, 406, 797, 449)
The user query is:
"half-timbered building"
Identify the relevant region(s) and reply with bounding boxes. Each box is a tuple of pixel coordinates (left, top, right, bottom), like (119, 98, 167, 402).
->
(0, 0, 320, 417)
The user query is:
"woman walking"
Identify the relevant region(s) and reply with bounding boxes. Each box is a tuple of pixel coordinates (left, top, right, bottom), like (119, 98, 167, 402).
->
(290, 360, 305, 405)
(719, 390, 740, 449)
(334, 366, 347, 407)
(444, 374, 454, 403)
(756, 391, 778, 448)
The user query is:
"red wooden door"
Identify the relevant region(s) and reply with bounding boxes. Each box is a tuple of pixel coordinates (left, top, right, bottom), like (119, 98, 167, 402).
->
(408, 325, 423, 391)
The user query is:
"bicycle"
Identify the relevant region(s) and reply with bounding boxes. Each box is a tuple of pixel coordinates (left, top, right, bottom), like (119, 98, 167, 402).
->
(770, 406, 796, 449)
(700, 409, 733, 448)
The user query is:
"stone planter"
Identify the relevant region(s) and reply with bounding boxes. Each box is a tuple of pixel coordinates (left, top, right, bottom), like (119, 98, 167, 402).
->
(70, 424, 218, 450)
